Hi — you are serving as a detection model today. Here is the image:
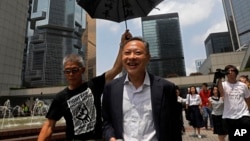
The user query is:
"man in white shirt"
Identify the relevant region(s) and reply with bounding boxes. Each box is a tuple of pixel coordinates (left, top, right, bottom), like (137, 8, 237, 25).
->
(218, 65, 250, 141)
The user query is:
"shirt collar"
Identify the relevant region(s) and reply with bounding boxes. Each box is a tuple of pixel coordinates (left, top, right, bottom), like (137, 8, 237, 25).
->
(124, 71, 150, 86)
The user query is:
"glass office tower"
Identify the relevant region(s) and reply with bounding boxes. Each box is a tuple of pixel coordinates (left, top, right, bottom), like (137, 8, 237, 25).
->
(204, 32, 233, 57)
(0, 1, 29, 92)
(142, 13, 186, 77)
(83, 15, 96, 81)
(222, 0, 250, 49)
(25, 0, 87, 87)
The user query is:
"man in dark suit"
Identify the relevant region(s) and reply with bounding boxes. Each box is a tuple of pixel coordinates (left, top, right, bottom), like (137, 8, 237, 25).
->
(102, 37, 182, 141)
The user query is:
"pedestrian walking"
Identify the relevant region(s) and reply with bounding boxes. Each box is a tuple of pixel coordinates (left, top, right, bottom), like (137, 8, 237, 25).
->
(186, 86, 204, 138)
(208, 85, 227, 141)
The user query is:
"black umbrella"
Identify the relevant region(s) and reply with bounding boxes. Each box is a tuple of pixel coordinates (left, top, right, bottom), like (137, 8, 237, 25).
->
(77, 0, 163, 29)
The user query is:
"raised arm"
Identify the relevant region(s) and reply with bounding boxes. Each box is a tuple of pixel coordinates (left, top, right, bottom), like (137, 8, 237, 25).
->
(105, 30, 132, 82)
(217, 78, 224, 97)
(37, 119, 56, 141)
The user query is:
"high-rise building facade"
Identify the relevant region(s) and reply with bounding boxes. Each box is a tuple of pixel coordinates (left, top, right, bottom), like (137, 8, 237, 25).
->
(25, 0, 93, 87)
(222, 0, 250, 49)
(204, 32, 233, 57)
(141, 13, 186, 77)
(195, 59, 205, 72)
(0, 0, 30, 92)
(83, 15, 96, 81)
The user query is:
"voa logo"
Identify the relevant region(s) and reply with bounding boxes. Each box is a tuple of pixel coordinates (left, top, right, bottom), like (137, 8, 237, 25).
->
(234, 129, 247, 136)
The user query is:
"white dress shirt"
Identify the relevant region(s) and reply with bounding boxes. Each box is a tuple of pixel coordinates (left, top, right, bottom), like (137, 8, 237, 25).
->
(122, 72, 157, 141)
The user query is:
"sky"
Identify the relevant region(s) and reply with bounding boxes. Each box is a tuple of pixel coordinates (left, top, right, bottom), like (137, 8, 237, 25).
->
(95, 0, 228, 76)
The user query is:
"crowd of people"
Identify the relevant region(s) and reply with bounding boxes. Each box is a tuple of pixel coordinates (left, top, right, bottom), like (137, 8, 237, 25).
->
(178, 65, 250, 141)
(36, 30, 249, 141)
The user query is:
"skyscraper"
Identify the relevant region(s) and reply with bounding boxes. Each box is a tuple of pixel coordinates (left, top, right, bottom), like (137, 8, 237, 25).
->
(25, 0, 92, 87)
(83, 15, 96, 81)
(141, 13, 186, 77)
(0, 0, 29, 92)
(204, 32, 233, 57)
(222, 0, 250, 50)
(195, 59, 205, 72)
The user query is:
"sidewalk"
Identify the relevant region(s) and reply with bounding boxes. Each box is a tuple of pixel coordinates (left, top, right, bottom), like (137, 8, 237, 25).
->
(182, 124, 217, 141)
(182, 115, 223, 141)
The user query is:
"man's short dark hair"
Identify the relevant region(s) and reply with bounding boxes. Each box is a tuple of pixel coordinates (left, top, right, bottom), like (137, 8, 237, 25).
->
(202, 83, 208, 87)
(122, 36, 150, 55)
(224, 65, 239, 75)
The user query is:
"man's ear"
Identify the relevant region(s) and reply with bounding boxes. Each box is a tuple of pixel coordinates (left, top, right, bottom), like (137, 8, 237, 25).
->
(81, 67, 85, 74)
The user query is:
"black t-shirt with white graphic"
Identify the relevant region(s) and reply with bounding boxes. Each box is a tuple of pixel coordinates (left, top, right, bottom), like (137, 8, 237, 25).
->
(46, 73, 105, 140)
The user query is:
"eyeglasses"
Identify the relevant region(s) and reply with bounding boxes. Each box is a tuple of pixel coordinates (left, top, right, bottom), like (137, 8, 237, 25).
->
(63, 68, 81, 74)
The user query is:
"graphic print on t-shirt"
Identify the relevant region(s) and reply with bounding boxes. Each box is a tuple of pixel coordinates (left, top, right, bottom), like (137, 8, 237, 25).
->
(227, 85, 245, 100)
(67, 88, 96, 135)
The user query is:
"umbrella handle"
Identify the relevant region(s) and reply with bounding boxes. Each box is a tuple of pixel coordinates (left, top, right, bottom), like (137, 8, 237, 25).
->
(122, 0, 127, 30)
(125, 20, 127, 30)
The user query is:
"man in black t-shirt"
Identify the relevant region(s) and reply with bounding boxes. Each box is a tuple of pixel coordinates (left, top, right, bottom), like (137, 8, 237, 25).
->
(38, 30, 132, 141)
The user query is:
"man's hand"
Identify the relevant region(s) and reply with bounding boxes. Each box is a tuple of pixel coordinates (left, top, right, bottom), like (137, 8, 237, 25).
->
(120, 29, 132, 47)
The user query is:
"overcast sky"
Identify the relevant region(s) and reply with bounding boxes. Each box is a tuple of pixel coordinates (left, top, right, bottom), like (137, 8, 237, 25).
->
(96, 0, 228, 76)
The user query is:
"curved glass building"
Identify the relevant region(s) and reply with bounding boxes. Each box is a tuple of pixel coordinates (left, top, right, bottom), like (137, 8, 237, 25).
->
(25, 0, 89, 87)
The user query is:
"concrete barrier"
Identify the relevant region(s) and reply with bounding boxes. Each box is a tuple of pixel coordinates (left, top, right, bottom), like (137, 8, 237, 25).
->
(0, 125, 66, 141)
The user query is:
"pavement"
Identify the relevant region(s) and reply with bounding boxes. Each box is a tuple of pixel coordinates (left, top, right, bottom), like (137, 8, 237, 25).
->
(182, 113, 228, 141)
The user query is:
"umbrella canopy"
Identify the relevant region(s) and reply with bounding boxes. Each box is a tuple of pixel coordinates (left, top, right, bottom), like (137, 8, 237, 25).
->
(77, 0, 163, 29)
